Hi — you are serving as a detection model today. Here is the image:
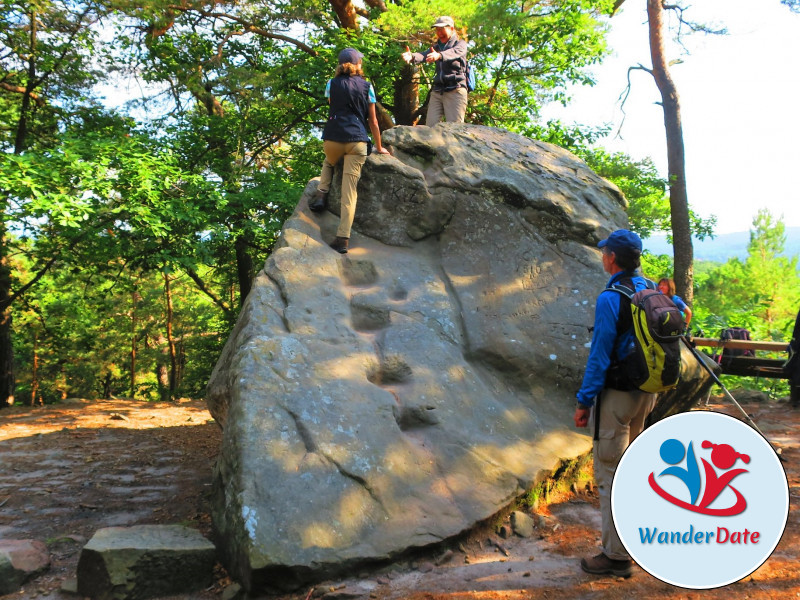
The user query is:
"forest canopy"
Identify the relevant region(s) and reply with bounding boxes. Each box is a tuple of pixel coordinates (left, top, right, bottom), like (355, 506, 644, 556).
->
(1, 0, 796, 405)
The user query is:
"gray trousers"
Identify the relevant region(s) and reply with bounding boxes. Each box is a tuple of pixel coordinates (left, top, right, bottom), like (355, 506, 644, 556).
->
(590, 387, 657, 560)
(425, 88, 468, 124)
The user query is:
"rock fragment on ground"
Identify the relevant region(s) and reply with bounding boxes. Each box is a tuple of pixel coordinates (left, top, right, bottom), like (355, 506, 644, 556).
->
(76, 524, 215, 600)
(0, 539, 50, 595)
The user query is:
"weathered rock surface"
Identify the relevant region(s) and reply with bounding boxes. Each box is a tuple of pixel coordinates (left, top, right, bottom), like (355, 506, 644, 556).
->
(206, 123, 708, 592)
(76, 525, 215, 600)
(0, 539, 50, 595)
(510, 510, 536, 538)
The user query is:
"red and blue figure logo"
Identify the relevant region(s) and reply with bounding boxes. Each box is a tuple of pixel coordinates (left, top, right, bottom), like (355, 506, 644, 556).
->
(611, 411, 789, 589)
(648, 439, 750, 516)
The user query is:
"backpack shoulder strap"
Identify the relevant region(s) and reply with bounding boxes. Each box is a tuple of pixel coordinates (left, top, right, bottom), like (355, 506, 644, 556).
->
(607, 276, 657, 296)
(605, 277, 635, 336)
(606, 277, 635, 298)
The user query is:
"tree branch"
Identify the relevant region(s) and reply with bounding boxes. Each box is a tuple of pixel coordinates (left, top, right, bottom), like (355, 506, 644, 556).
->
(246, 109, 323, 167)
(328, 0, 359, 30)
(616, 64, 651, 138)
(363, 0, 387, 11)
(0, 82, 46, 106)
(3, 254, 60, 311)
(164, 6, 318, 55)
(184, 266, 232, 315)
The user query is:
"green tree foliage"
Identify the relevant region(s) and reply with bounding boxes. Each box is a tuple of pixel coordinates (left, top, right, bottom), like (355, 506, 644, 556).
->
(689, 211, 799, 397)
(12, 250, 229, 404)
(3, 0, 791, 407)
(1, 0, 114, 404)
(0, 122, 233, 403)
(1, 127, 224, 272)
(694, 211, 800, 338)
(0, 0, 109, 153)
(378, 0, 615, 127)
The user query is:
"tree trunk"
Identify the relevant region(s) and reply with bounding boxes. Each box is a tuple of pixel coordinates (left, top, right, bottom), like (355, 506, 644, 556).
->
(176, 339, 185, 392)
(57, 364, 67, 401)
(156, 362, 170, 402)
(235, 234, 253, 305)
(31, 333, 39, 406)
(14, 10, 37, 155)
(164, 272, 178, 400)
(646, 0, 694, 304)
(393, 64, 421, 126)
(0, 229, 15, 407)
(130, 289, 139, 398)
(0, 10, 38, 408)
(102, 371, 112, 400)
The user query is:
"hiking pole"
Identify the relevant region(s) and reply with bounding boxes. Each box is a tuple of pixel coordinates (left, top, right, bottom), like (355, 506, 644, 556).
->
(679, 335, 784, 461)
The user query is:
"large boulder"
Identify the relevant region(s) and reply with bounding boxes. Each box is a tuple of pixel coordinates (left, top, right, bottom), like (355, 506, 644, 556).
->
(206, 124, 706, 592)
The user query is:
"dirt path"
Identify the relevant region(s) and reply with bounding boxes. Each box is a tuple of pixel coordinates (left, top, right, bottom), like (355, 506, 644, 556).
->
(1, 398, 798, 600)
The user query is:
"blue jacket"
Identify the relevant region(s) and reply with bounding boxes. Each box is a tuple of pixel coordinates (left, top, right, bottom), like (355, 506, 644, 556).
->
(576, 271, 651, 407)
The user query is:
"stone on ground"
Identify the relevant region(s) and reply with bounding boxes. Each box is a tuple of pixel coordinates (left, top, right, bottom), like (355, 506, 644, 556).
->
(76, 524, 215, 600)
(0, 539, 50, 595)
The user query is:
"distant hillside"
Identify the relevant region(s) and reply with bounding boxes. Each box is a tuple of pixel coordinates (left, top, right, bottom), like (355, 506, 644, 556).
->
(643, 227, 800, 263)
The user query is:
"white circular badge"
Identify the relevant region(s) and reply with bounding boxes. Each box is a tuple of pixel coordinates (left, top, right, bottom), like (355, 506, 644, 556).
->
(611, 410, 789, 589)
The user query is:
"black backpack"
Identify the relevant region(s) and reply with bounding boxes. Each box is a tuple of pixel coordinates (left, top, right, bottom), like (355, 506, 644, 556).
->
(717, 327, 755, 361)
(605, 278, 685, 393)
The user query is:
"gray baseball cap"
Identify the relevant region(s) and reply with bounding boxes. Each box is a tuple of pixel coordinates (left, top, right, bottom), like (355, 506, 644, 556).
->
(431, 16, 455, 28)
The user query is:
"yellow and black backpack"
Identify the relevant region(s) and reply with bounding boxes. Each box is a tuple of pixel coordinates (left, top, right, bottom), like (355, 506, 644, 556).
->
(606, 278, 685, 393)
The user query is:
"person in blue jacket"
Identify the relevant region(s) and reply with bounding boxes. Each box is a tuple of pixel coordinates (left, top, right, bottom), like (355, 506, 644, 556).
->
(574, 229, 659, 579)
(657, 277, 693, 326)
(310, 48, 389, 254)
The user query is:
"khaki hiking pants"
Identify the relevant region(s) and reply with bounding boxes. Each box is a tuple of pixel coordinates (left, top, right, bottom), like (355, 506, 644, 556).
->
(318, 140, 368, 239)
(590, 387, 657, 560)
(426, 88, 468, 125)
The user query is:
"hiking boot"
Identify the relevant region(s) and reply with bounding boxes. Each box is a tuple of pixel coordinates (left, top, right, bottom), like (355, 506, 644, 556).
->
(309, 190, 328, 212)
(580, 553, 632, 578)
(329, 237, 349, 254)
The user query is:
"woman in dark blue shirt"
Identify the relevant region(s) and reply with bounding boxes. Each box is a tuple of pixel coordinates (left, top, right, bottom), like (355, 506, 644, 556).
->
(309, 48, 389, 254)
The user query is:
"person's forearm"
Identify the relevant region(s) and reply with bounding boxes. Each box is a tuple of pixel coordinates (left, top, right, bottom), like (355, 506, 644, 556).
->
(368, 119, 383, 151)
